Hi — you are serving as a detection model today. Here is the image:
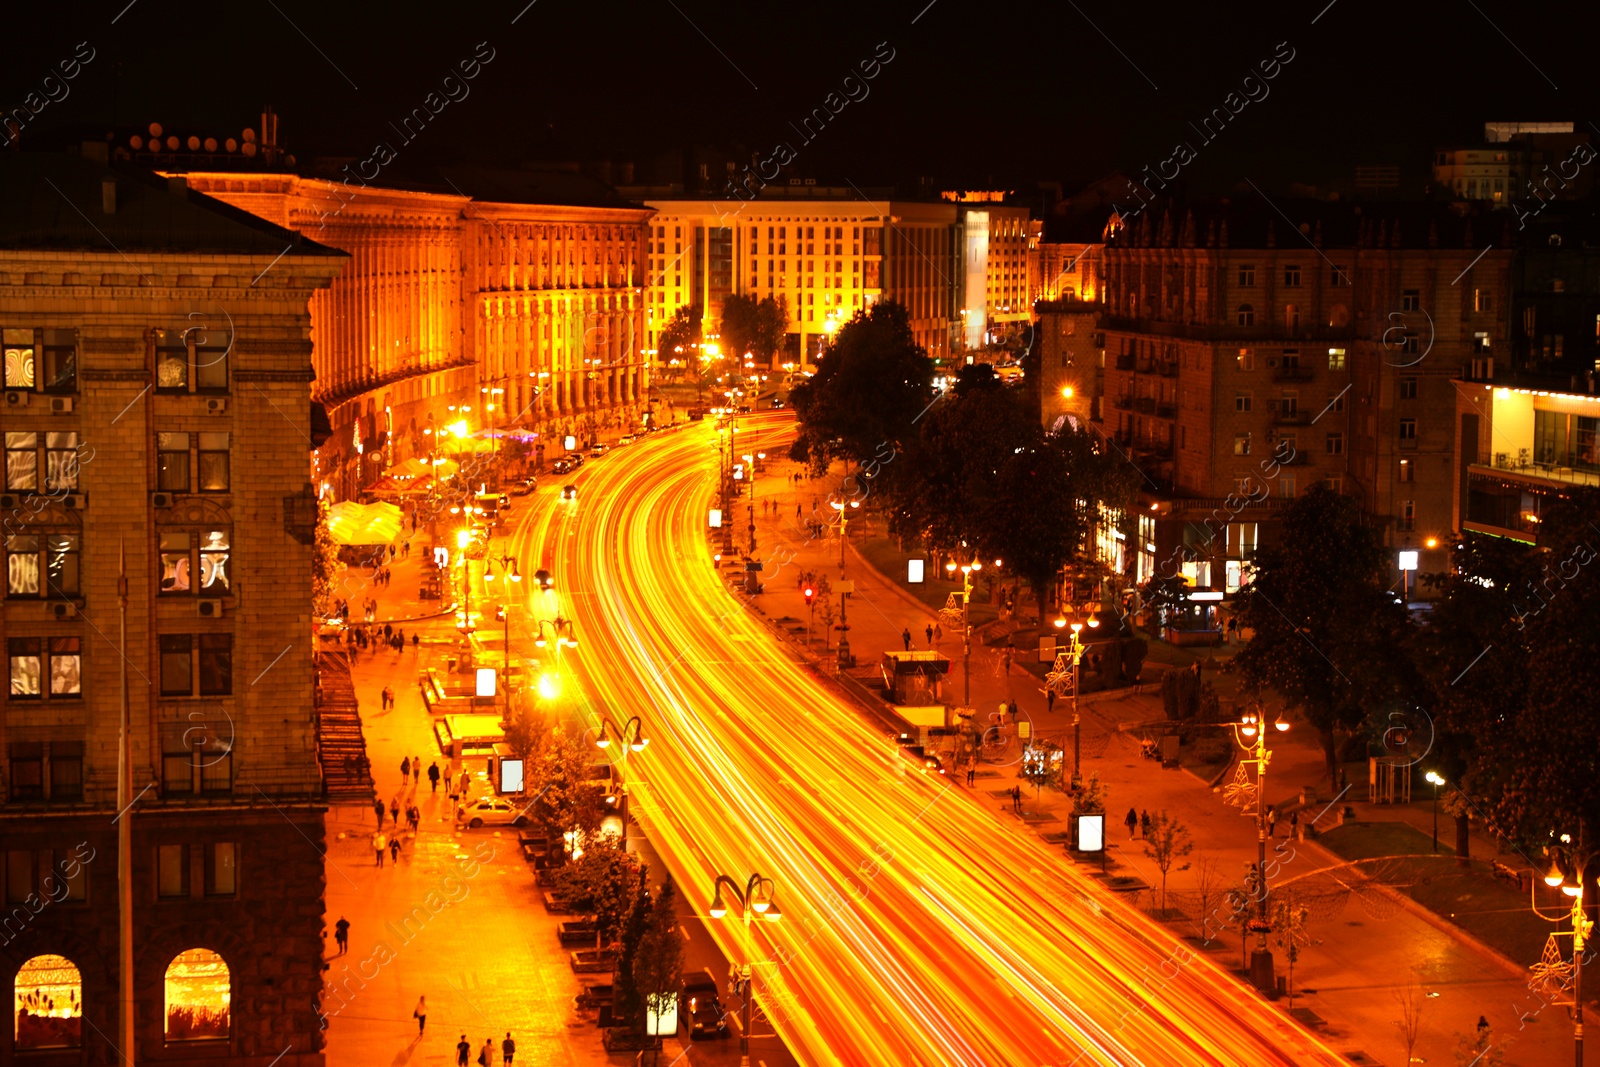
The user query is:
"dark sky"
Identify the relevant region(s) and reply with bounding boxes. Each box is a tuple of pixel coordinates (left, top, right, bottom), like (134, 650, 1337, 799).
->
(4, 0, 1586, 196)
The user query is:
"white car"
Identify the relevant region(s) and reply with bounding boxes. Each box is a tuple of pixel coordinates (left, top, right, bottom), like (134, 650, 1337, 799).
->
(455, 796, 528, 828)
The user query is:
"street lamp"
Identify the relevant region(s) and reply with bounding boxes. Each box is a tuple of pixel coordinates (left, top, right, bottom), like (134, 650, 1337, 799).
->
(483, 553, 522, 679)
(944, 555, 988, 707)
(1221, 702, 1290, 993)
(1532, 833, 1593, 1067)
(829, 495, 860, 571)
(454, 529, 474, 632)
(595, 717, 647, 851)
(1424, 770, 1445, 853)
(1053, 610, 1100, 779)
(708, 872, 781, 1067)
(532, 616, 577, 699)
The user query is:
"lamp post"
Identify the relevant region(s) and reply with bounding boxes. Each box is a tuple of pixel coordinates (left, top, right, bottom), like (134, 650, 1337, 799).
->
(482, 553, 522, 683)
(595, 717, 647, 851)
(454, 529, 474, 633)
(1424, 770, 1445, 853)
(531, 612, 577, 701)
(708, 872, 781, 1067)
(1221, 703, 1290, 993)
(1053, 609, 1101, 780)
(1533, 832, 1593, 1067)
(829, 495, 860, 572)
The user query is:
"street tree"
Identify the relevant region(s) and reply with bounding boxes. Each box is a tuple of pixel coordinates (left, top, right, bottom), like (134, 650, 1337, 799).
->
(635, 878, 686, 1039)
(1392, 981, 1425, 1067)
(554, 836, 642, 947)
(657, 305, 701, 368)
(1142, 810, 1193, 914)
(720, 293, 788, 366)
(311, 498, 341, 619)
(788, 300, 934, 476)
(1187, 857, 1225, 946)
(1452, 1025, 1510, 1067)
(500, 700, 547, 764)
(531, 727, 606, 837)
(1231, 487, 1420, 782)
(1271, 893, 1314, 1009)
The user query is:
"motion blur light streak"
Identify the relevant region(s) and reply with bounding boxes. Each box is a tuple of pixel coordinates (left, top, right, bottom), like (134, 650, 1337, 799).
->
(508, 417, 1348, 1066)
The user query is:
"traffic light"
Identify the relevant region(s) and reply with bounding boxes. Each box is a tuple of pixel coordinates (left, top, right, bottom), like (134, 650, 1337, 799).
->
(803, 586, 815, 608)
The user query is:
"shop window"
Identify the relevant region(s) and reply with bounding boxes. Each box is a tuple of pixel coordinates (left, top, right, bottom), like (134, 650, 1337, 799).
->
(14, 954, 81, 1050)
(164, 948, 230, 1041)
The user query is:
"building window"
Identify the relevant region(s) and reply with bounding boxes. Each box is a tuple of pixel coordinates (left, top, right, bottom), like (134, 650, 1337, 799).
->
(154, 328, 229, 394)
(159, 530, 230, 596)
(1235, 391, 1252, 412)
(1280, 391, 1299, 415)
(158, 845, 188, 897)
(1237, 348, 1254, 371)
(3, 329, 76, 394)
(1281, 350, 1300, 370)
(1285, 305, 1301, 330)
(1238, 265, 1255, 287)
(1399, 458, 1414, 483)
(48, 741, 82, 798)
(206, 843, 237, 896)
(1332, 265, 1350, 287)
(1234, 476, 1254, 496)
(1327, 348, 1346, 370)
(1236, 304, 1255, 327)
(1284, 265, 1301, 287)
(1399, 377, 1417, 400)
(1474, 288, 1493, 312)
(3, 432, 79, 493)
(197, 433, 230, 491)
(14, 954, 82, 1050)
(164, 948, 230, 1041)
(1400, 500, 1415, 531)
(199, 635, 232, 695)
(8, 637, 80, 699)
(1401, 334, 1420, 356)
(160, 635, 193, 695)
(1402, 289, 1421, 312)
(1279, 476, 1296, 499)
(1234, 433, 1251, 456)
(157, 433, 191, 492)
(1323, 476, 1343, 492)
(1399, 419, 1417, 441)
(7, 743, 42, 799)
(1326, 433, 1344, 455)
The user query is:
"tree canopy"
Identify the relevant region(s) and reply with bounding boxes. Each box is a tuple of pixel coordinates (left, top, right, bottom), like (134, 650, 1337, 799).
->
(657, 305, 701, 363)
(719, 294, 788, 366)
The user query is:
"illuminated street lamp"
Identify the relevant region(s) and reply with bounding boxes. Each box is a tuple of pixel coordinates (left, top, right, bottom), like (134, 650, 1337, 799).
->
(708, 872, 781, 1067)
(1052, 610, 1100, 778)
(483, 553, 522, 679)
(1531, 833, 1594, 1067)
(829, 495, 860, 571)
(455, 529, 474, 632)
(1217, 702, 1290, 993)
(1424, 770, 1445, 852)
(595, 716, 647, 850)
(532, 615, 577, 697)
(944, 555, 989, 706)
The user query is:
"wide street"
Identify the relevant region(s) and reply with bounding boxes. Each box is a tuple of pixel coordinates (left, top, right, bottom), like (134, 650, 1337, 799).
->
(500, 413, 1350, 1066)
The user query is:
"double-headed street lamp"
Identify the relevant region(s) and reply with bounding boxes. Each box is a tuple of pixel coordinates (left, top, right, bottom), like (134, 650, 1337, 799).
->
(454, 529, 476, 632)
(483, 553, 522, 675)
(531, 615, 577, 700)
(1534, 833, 1594, 1067)
(945, 555, 993, 707)
(595, 717, 647, 851)
(1424, 770, 1446, 853)
(1222, 703, 1290, 993)
(830, 495, 860, 571)
(1053, 609, 1100, 780)
(708, 872, 781, 1067)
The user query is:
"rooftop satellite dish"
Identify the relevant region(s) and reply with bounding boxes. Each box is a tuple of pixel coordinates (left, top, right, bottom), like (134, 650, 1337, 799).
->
(165, 135, 179, 151)
(242, 128, 256, 143)
(242, 142, 257, 157)
(186, 135, 200, 151)
(203, 137, 217, 153)
(224, 138, 238, 152)
(130, 135, 143, 150)
(149, 122, 162, 137)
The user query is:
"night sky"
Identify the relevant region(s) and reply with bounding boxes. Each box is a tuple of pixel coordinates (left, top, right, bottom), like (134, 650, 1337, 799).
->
(3, 1, 1586, 196)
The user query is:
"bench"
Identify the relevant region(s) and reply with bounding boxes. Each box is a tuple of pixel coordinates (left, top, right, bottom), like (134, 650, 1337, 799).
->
(1492, 861, 1524, 891)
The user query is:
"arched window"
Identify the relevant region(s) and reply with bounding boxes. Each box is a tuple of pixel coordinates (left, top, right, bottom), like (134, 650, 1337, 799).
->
(164, 948, 229, 1041)
(15, 954, 81, 1049)
(1236, 304, 1255, 327)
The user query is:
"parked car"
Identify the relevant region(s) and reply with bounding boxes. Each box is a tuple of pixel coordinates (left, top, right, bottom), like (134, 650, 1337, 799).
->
(680, 968, 729, 1040)
(551, 457, 574, 475)
(589, 442, 609, 457)
(455, 796, 528, 828)
(506, 476, 535, 497)
(617, 434, 636, 446)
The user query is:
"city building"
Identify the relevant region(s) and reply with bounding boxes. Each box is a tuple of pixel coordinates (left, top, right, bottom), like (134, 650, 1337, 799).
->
(0, 150, 343, 1064)
(178, 168, 652, 500)
(637, 194, 964, 367)
(1432, 121, 1593, 207)
(1100, 199, 1512, 604)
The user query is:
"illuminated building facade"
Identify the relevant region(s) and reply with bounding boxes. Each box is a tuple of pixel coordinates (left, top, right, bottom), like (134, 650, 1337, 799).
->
(1101, 201, 1511, 601)
(641, 196, 963, 366)
(180, 172, 651, 499)
(0, 152, 341, 1064)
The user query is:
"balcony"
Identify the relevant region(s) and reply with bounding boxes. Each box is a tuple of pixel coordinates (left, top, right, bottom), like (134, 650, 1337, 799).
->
(1270, 407, 1311, 426)
(1271, 365, 1314, 383)
(1472, 454, 1600, 490)
(1135, 397, 1156, 415)
(1111, 394, 1134, 412)
(1134, 437, 1173, 458)
(1155, 404, 1177, 419)
(1158, 363, 1179, 378)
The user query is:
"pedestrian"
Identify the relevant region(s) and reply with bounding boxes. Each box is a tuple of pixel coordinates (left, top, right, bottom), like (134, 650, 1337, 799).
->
(1008, 699, 1019, 723)
(457, 1035, 472, 1067)
(413, 633, 420, 650)
(413, 756, 422, 785)
(1477, 1015, 1489, 1036)
(1140, 810, 1152, 838)
(502, 1031, 515, 1064)
(389, 836, 402, 864)
(795, 503, 801, 518)
(401, 756, 411, 779)
(934, 623, 943, 643)
(901, 628, 911, 651)
(384, 623, 393, 640)
(373, 797, 385, 827)
(1047, 688, 1057, 713)
(1125, 808, 1139, 838)
(428, 762, 441, 792)
(1290, 810, 1299, 839)
(1266, 807, 1277, 837)
(334, 916, 350, 955)
(481, 1036, 495, 1066)
(390, 797, 401, 826)
(966, 765, 976, 786)
(1012, 786, 1022, 813)
(374, 831, 387, 867)
(413, 995, 427, 1034)
(1003, 647, 1013, 674)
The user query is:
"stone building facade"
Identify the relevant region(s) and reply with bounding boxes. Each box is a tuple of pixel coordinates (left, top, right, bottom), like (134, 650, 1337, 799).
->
(0, 152, 341, 1065)
(179, 172, 652, 499)
(1100, 201, 1512, 599)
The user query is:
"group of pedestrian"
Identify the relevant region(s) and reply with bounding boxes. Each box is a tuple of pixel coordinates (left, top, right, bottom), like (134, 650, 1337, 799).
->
(373, 830, 401, 866)
(372, 567, 393, 587)
(380, 685, 396, 710)
(1123, 808, 1154, 838)
(455, 1032, 516, 1065)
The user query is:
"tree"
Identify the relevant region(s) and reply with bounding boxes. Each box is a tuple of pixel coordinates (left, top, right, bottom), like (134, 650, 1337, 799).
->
(1452, 1025, 1510, 1067)
(1392, 981, 1425, 1067)
(501, 700, 547, 764)
(635, 878, 685, 1039)
(311, 498, 342, 619)
(788, 301, 934, 475)
(1270, 893, 1314, 1009)
(1141, 572, 1191, 635)
(1187, 857, 1225, 945)
(531, 727, 606, 837)
(554, 836, 642, 947)
(613, 866, 651, 1036)
(1142, 810, 1193, 914)
(720, 293, 789, 367)
(1231, 487, 1420, 782)
(658, 305, 701, 367)
(1223, 868, 1262, 971)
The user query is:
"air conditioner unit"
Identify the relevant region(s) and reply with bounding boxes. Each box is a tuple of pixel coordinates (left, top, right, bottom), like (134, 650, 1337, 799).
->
(1266, 358, 1279, 368)
(151, 491, 174, 508)
(4, 390, 28, 407)
(46, 602, 77, 619)
(0, 494, 17, 510)
(197, 600, 224, 618)
(1268, 400, 1279, 411)
(48, 396, 73, 414)
(205, 397, 228, 414)
(62, 494, 86, 509)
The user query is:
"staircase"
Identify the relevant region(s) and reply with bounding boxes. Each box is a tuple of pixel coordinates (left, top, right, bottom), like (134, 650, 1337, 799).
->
(314, 650, 375, 803)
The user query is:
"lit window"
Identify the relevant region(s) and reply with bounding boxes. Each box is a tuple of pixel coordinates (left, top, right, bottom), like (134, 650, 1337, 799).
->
(1327, 348, 1346, 370)
(1237, 348, 1254, 371)
(165, 949, 231, 1041)
(1474, 288, 1493, 313)
(1234, 433, 1251, 456)
(198, 433, 230, 491)
(4, 432, 35, 490)
(1279, 475, 1296, 499)
(1399, 459, 1414, 483)
(14, 954, 82, 1050)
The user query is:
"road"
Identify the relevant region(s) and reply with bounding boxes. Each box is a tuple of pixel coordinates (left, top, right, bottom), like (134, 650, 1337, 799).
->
(506, 415, 1350, 1066)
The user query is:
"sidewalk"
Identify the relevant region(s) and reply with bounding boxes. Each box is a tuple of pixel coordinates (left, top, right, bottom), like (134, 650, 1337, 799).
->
(728, 447, 1568, 1067)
